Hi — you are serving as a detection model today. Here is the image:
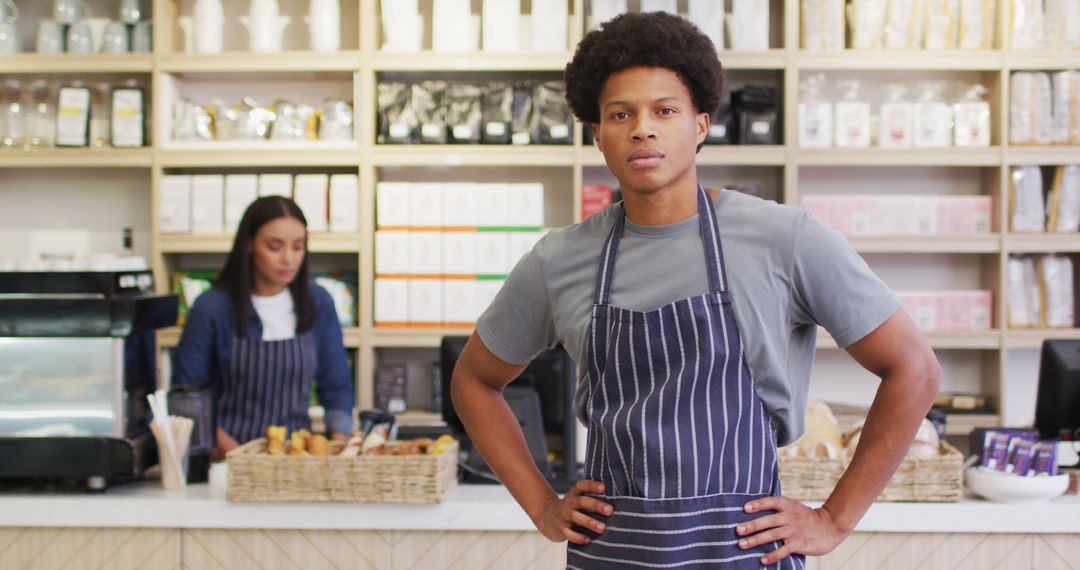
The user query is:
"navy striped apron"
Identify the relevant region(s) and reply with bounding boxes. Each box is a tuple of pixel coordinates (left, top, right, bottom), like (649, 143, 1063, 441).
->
(567, 187, 806, 569)
(218, 332, 318, 444)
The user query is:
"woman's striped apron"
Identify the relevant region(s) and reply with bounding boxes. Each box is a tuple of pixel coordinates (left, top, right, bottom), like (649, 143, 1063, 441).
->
(217, 332, 318, 444)
(567, 187, 806, 569)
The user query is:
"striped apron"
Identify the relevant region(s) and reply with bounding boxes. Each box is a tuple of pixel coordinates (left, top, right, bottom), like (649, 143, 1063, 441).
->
(567, 187, 806, 569)
(217, 332, 318, 444)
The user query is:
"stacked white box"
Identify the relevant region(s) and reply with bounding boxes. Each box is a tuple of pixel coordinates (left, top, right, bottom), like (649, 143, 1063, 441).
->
(191, 175, 225, 234)
(258, 174, 293, 198)
(160, 175, 192, 234)
(408, 279, 443, 325)
(374, 279, 409, 325)
(376, 182, 411, 227)
(375, 231, 410, 275)
(329, 174, 359, 233)
(294, 174, 329, 232)
(410, 183, 444, 228)
(224, 175, 258, 230)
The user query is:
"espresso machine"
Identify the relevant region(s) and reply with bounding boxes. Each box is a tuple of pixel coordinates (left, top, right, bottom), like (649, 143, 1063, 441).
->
(0, 268, 177, 491)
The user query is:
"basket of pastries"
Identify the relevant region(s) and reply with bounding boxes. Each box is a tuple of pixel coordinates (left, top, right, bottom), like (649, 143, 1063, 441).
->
(226, 425, 459, 503)
(777, 401, 963, 502)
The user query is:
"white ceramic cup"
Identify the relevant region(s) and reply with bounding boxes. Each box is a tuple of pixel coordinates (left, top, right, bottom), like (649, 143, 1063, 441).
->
(119, 0, 141, 24)
(82, 16, 109, 52)
(0, 21, 19, 53)
(100, 20, 128, 53)
(54, 0, 90, 25)
(132, 20, 151, 52)
(36, 19, 64, 53)
(65, 20, 92, 53)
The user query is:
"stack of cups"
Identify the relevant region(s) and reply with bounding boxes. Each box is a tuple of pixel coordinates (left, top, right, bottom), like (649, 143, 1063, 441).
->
(37, 0, 151, 55)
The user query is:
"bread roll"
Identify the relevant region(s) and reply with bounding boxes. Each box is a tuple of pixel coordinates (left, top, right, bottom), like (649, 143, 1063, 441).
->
(786, 401, 845, 459)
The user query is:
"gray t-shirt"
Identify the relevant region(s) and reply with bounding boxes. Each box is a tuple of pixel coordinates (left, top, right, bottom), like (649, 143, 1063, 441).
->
(476, 189, 900, 446)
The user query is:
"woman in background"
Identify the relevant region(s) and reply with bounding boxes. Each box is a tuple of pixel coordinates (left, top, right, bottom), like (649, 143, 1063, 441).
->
(172, 196, 354, 460)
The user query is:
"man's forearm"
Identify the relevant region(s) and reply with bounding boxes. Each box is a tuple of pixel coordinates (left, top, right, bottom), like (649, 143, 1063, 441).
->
(821, 368, 939, 533)
(452, 372, 558, 521)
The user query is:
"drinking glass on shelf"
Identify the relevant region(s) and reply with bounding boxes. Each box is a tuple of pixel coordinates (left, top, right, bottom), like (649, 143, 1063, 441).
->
(1, 79, 24, 149)
(26, 80, 54, 148)
(90, 82, 110, 148)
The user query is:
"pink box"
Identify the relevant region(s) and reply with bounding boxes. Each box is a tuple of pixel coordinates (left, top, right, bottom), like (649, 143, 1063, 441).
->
(899, 290, 992, 331)
(937, 196, 993, 235)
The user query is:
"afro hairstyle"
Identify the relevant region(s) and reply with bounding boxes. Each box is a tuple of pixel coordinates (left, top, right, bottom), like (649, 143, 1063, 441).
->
(564, 11, 724, 125)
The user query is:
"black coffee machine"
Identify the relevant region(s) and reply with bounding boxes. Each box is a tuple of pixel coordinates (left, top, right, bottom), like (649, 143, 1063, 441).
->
(0, 269, 177, 491)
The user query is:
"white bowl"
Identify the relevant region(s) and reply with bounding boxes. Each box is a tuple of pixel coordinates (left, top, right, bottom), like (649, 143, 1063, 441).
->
(965, 466, 1069, 502)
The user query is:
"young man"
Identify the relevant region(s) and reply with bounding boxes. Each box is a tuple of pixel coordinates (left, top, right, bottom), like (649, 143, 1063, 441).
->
(451, 12, 940, 569)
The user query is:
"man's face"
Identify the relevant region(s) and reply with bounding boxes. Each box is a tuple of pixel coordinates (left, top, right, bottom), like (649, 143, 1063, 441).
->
(592, 67, 709, 194)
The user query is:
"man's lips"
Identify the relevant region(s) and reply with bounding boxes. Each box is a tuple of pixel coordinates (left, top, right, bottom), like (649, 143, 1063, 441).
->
(628, 149, 664, 169)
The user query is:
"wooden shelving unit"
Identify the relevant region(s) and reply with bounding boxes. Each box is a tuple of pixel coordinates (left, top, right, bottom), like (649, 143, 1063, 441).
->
(4, 0, 1075, 431)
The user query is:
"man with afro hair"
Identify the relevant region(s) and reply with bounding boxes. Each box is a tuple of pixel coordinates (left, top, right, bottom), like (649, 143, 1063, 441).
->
(452, 11, 940, 569)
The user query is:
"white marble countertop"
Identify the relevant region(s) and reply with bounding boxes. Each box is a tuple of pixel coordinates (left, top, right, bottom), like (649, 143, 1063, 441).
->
(1, 465, 1078, 533)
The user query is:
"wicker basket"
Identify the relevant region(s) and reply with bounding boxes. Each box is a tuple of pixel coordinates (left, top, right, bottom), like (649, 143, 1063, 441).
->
(778, 441, 964, 502)
(226, 438, 459, 503)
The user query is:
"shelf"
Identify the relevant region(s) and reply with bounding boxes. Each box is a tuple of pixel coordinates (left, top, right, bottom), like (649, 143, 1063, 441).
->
(159, 143, 360, 167)
(371, 52, 570, 72)
(371, 145, 575, 167)
(1005, 329, 1080, 349)
(579, 145, 786, 167)
(943, 413, 1000, 436)
(1006, 52, 1080, 70)
(157, 326, 361, 349)
(1006, 147, 1080, 166)
(369, 328, 474, 348)
(796, 51, 1003, 70)
(719, 50, 788, 70)
(0, 148, 154, 168)
(846, 235, 1001, 254)
(157, 233, 362, 254)
(1006, 233, 1080, 253)
(158, 51, 362, 74)
(817, 329, 1002, 350)
(798, 148, 1003, 167)
(0, 53, 153, 74)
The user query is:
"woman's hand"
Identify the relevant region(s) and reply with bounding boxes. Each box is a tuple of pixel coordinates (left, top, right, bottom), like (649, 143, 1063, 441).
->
(209, 427, 240, 462)
(532, 480, 614, 544)
(737, 496, 850, 565)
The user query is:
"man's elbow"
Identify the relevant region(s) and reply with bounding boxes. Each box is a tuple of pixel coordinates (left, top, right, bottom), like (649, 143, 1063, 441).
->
(914, 349, 943, 408)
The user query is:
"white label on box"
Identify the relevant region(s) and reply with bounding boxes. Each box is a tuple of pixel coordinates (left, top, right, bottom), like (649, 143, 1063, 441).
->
(443, 183, 477, 227)
(511, 132, 531, 145)
(389, 124, 410, 139)
(225, 175, 258, 230)
(475, 183, 510, 227)
(159, 175, 192, 234)
(709, 124, 727, 139)
(485, 122, 507, 137)
(453, 125, 474, 140)
(410, 183, 444, 228)
(374, 279, 409, 324)
(433, 0, 471, 52)
(258, 174, 293, 198)
(549, 124, 570, 140)
(750, 121, 771, 136)
(421, 123, 444, 140)
(915, 102, 953, 148)
(409, 231, 443, 275)
(442, 232, 477, 275)
(508, 183, 544, 227)
(329, 174, 359, 233)
(294, 174, 329, 233)
(475, 232, 510, 275)
(408, 279, 443, 324)
(443, 280, 478, 324)
(191, 175, 225, 234)
(375, 231, 410, 275)
(376, 182, 411, 227)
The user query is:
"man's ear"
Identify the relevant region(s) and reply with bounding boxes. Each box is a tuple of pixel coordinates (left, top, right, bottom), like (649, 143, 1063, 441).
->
(591, 123, 602, 152)
(696, 112, 710, 148)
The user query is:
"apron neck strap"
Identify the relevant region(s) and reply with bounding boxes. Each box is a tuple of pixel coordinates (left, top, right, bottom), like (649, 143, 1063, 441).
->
(593, 186, 728, 306)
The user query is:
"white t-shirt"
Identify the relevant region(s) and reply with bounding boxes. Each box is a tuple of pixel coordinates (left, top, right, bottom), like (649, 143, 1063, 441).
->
(251, 289, 297, 341)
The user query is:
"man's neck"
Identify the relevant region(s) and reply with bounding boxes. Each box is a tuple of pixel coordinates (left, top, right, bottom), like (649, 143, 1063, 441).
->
(622, 178, 718, 226)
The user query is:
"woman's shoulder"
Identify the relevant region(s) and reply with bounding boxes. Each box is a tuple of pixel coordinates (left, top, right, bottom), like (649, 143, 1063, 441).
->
(187, 286, 233, 323)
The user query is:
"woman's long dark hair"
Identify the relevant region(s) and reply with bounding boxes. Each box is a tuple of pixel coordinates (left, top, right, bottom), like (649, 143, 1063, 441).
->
(216, 196, 316, 338)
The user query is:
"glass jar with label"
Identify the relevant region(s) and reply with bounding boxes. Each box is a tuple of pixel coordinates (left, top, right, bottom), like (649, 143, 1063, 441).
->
(91, 83, 112, 148)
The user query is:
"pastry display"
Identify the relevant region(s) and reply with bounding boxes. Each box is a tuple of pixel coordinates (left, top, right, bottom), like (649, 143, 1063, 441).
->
(261, 425, 456, 457)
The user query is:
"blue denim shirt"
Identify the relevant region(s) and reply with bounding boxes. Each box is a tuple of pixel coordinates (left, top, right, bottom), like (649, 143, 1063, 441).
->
(171, 283, 355, 435)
